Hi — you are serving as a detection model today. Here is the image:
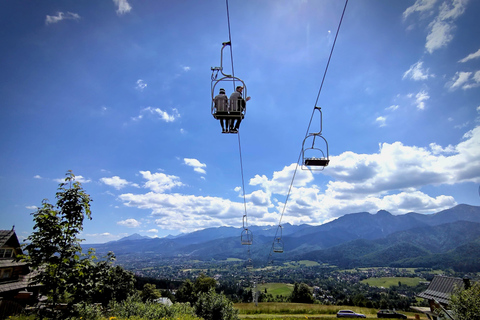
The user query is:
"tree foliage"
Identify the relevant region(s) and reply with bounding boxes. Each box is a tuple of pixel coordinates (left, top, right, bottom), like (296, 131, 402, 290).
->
(194, 288, 239, 320)
(449, 281, 480, 320)
(22, 171, 92, 307)
(141, 283, 161, 302)
(20, 171, 135, 316)
(290, 283, 314, 303)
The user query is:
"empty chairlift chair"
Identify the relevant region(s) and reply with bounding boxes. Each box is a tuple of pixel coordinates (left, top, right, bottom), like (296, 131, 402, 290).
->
(302, 106, 330, 170)
(240, 214, 253, 245)
(273, 225, 284, 253)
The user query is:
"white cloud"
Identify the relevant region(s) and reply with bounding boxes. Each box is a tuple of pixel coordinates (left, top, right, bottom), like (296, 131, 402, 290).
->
(376, 116, 387, 127)
(448, 71, 480, 90)
(403, 61, 434, 81)
(182, 66, 191, 72)
(386, 105, 399, 111)
(415, 90, 430, 110)
(33, 175, 42, 179)
(100, 176, 133, 190)
(459, 48, 480, 63)
(113, 0, 132, 15)
(135, 79, 147, 91)
(132, 107, 180, 122)
(184, 158, 207, 175)
(425, 0, 468, 53)
(117, 218, 140, 228)
(54, 175, 91, 183)
(45, 12, 80, 25)
(140, 171, 184, 193)
(147, 229, 158, 233)
(25, 206, 37, 210)
(114, 126, 480, 232)
(403, 0, 438, 20)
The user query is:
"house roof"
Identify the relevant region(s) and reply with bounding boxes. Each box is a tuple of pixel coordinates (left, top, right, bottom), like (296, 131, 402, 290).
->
(417, 275, 466, 305)
(0, 229, 23, 255)
(0, 229, 16, 247)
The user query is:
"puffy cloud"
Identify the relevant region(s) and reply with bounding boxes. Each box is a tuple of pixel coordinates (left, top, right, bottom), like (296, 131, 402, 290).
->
(112, 126, 480, 232)
(249, 163, 314, 196)
(132, 107, 180, 122)
(184, 158, 207, 175)
(100, 176, 134, 190)
(403, 61, 434, 81)
(113, 0, 132, 15)
(33, 175, 42, 179)
(117, 218, 140, 228)
(45, 12, 80, 25)
(140, 171, 184, 193)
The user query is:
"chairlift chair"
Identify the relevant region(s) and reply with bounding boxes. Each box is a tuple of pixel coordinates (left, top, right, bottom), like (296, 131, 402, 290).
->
(241, 228, 253, 245)
(211, 42, 247, 131)
(273, 238, 284, 253)
(302, 106, 330, 170)
(246, 258, 253, 270)
(273, 225, 284, 253)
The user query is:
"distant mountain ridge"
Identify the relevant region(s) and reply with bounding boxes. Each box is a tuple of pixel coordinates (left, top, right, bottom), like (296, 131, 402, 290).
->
(88, 204, 480, 271)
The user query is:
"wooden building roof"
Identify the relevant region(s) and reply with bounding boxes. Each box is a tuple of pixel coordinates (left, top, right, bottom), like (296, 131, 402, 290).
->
(417, 275, 467, 305)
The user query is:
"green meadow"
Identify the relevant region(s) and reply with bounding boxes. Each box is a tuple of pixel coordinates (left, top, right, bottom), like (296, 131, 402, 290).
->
(361, 276, 424, 288)
(256, 283, 295, 297)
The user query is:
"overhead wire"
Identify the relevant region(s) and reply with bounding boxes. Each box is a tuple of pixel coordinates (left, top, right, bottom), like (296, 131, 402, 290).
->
(267, 0, 349, 266)
(224, 0, 252, 269)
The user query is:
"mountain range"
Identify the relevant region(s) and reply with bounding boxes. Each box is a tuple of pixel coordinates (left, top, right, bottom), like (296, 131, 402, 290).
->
(88, 204, 480, 271)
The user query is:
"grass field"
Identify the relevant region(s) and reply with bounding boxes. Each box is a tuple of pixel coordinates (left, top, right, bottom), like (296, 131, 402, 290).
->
(234, 302, 429, 319)
(361, 277, 424, 288)
(256, 283, 295, 297)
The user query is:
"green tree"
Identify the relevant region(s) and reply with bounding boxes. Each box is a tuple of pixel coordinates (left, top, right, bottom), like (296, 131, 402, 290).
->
(21, 171, 92, 309)
(194, 288, 239, 320)
(290, 283, 314, 303)
(141, 283, 161, 302)
(194, 274, 217, 295)
(20, 171, 135, 317)
(176, 279, 196, 304)
(449, 281, 480, 320)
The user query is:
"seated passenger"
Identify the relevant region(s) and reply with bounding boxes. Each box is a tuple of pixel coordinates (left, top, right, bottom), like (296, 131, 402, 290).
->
(213, 88, 229, 133)
(229, 86, 250, 133)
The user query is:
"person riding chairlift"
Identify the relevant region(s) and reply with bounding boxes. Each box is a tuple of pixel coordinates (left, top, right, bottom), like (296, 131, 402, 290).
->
(229, 86, 250, 133)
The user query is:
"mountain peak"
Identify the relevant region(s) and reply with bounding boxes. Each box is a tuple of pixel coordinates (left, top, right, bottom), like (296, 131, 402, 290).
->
(118, 233, 151, 242)
(376, 210, 392, 216)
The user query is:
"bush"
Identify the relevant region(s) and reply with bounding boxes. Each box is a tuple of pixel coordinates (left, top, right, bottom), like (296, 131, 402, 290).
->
(194, 288, 239, 320)
(109, 295, 197, 320)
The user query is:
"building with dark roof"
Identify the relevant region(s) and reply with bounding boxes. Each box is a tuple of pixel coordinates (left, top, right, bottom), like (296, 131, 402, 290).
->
(411, 275, 471, 320)
(0, 228, 35, 303)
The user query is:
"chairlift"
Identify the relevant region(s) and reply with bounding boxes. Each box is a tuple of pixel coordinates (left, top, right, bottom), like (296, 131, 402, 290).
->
(240, 215, 253, 245)
(246, 258, 253, 270)
(241, 228, 253, 245)
(302, 106, 330, 170)
(273, 225, 284, 253)
(211, 42, 247, 132)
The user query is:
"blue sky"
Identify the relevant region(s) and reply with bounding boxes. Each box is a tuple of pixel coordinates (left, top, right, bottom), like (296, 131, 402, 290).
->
(1, 0, 479, 244)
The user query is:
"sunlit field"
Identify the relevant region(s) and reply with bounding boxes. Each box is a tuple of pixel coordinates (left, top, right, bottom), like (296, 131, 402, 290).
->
(235, 302, 429, 319)
(361, 277, 424, 288)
